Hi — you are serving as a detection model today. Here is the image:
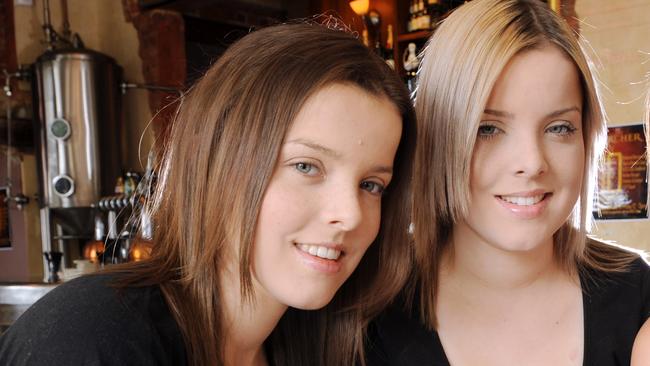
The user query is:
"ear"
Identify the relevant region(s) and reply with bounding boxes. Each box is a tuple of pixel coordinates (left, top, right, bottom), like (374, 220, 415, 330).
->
(632, 318, 650, 366)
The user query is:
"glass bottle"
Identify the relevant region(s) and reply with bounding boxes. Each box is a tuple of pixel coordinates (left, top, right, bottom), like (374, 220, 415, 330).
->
(385, 24, 395, 70)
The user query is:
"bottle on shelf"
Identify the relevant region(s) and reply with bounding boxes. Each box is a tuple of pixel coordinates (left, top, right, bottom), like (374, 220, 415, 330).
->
(130, 151, 155, 262)
(124, 172, 137, 196)
(373, 30, 383, 58)
(130, 209, 153, 262)
(407, 0, 416, 32)
(412, 13, 419, 31)
(83, 215, 105, 264)
(114, 176, 125, 195)
(418, 0, 426, 30)
(385, 24, 395, 70)
(408, 0, 434, 33)
(403, 42, 420, 93)
(421, 6, 431, 31)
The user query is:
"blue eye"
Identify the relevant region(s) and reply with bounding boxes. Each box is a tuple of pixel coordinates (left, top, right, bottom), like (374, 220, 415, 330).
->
(546, 123, 577, 136)
(477, 124, 502, 139)
(360, 181, 385, 196)
(294, 162, 319, 176)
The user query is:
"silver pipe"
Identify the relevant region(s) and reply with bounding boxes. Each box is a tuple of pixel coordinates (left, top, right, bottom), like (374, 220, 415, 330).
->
(120, 82, 181, 95)
(61, 0, 71, 41)
(3, 69, 14, 202)
(43, 0, 54, 50)
(40, 207, 52, 281)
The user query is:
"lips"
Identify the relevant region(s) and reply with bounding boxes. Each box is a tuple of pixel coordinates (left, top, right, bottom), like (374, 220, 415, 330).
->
(295, 243, 341, 260)
(293, 242, 345, 274)
(498, 194, 545, 206)
(495, 191, 552, 219)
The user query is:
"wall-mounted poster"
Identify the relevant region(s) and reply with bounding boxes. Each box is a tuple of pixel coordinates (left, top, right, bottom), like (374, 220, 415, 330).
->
(594, 123, 648, 220)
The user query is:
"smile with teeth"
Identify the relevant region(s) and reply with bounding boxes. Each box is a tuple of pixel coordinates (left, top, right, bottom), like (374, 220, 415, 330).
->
(497, 194, 546, 206)
(296, 244, 342, 260)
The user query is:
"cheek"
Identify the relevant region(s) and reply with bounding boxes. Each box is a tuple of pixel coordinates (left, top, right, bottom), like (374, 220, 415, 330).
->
(256, 193, 285, 234)
(551, 142, 585, 187)
(470, 145, 499, 193)
(255, 180, 308, 248)
(260, 176, 310, 220)
(351, 199, 382, 253)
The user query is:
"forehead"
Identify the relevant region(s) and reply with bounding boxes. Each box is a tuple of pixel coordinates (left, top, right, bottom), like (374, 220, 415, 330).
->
(283, 83, 402, 160)
(287, 83, 400, 136)
(485, 45, 583, 113)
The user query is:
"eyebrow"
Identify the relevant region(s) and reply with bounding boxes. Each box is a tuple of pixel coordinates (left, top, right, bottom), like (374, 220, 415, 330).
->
(483, 106, 581, 119)
(285, 139, 342, 159)
(483, 109, 514, 119)
(371, 165, 394, 175)
(285, 139, 394, 175)
(545, 106, 581, 119)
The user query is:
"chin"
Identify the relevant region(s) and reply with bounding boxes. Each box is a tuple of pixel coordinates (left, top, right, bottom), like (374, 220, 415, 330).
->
(488, 234, 552, 253)
(283, 290, 337, 310)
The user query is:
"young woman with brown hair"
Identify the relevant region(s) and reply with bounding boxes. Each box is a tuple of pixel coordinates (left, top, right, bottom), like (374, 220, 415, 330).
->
(0, 23, 416, 366)
(367, 0, 649, 365)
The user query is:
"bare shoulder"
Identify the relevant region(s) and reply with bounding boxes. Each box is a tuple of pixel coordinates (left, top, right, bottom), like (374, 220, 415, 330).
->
(632, 319, 650, 366)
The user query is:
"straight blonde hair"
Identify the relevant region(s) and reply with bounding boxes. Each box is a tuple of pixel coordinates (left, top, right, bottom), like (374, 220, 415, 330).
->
(412, 0, 638, 328)
(110, 23, 416, 365)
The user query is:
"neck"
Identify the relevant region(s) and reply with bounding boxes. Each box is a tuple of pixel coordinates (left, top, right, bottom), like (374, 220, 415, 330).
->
(444, 221, 561, 293)
(221, 266, 287, 366)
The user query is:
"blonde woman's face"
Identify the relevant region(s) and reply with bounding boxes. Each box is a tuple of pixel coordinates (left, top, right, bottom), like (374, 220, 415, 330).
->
(459, 46, 585, 252)
(251, 83, 402, 310)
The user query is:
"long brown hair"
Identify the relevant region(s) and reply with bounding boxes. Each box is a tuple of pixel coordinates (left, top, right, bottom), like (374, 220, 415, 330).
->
(412, 0, 638, 328)
(111, 22, 416, 365)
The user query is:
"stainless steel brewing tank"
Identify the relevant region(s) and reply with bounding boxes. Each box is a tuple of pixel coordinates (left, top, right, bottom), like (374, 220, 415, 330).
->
(32, 49, 122, 209)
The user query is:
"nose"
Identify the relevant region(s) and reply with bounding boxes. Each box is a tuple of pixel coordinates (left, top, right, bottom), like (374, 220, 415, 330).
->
(513, 134, 549, 177)
(323, 185, 363, 232)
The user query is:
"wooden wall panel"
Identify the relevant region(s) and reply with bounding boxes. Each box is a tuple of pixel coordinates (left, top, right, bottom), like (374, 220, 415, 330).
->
(0, 0, 17, 75)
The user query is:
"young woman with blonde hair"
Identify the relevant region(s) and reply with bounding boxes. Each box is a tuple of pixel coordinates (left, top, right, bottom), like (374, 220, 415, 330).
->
(367, 0, 649, 365)
(0, 23, 416, 366)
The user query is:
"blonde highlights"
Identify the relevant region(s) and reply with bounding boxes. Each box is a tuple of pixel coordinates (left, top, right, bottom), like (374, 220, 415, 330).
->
(413, 0, 636, 328)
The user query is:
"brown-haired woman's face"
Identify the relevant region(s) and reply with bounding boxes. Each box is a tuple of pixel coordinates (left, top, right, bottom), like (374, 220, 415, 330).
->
(251, 83, 402, 310)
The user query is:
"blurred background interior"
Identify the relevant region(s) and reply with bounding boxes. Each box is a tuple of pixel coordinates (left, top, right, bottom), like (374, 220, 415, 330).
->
(0, 0, 648, 332)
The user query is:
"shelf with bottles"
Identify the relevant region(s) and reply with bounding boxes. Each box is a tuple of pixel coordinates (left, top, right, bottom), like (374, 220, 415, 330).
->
(404, 0, 449, 34)
(402, 0, 469, 34)
(86, 162, 155, 268)
(392, 0, 469, 76)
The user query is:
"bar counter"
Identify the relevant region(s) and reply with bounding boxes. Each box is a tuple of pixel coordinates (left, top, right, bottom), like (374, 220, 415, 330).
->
(0, 283, 57, 334)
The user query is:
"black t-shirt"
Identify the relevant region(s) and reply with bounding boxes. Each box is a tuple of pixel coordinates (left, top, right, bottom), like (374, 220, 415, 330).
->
(0, 273, 187, 365)
(366, 257, 650, 366)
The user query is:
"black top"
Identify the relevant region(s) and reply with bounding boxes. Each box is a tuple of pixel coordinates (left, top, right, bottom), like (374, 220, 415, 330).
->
(366, 257, 650, 366)
(0, 273, 187, 366)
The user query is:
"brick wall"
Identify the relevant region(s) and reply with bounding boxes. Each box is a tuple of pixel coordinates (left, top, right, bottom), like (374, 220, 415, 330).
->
(122, 0, 186, 145)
